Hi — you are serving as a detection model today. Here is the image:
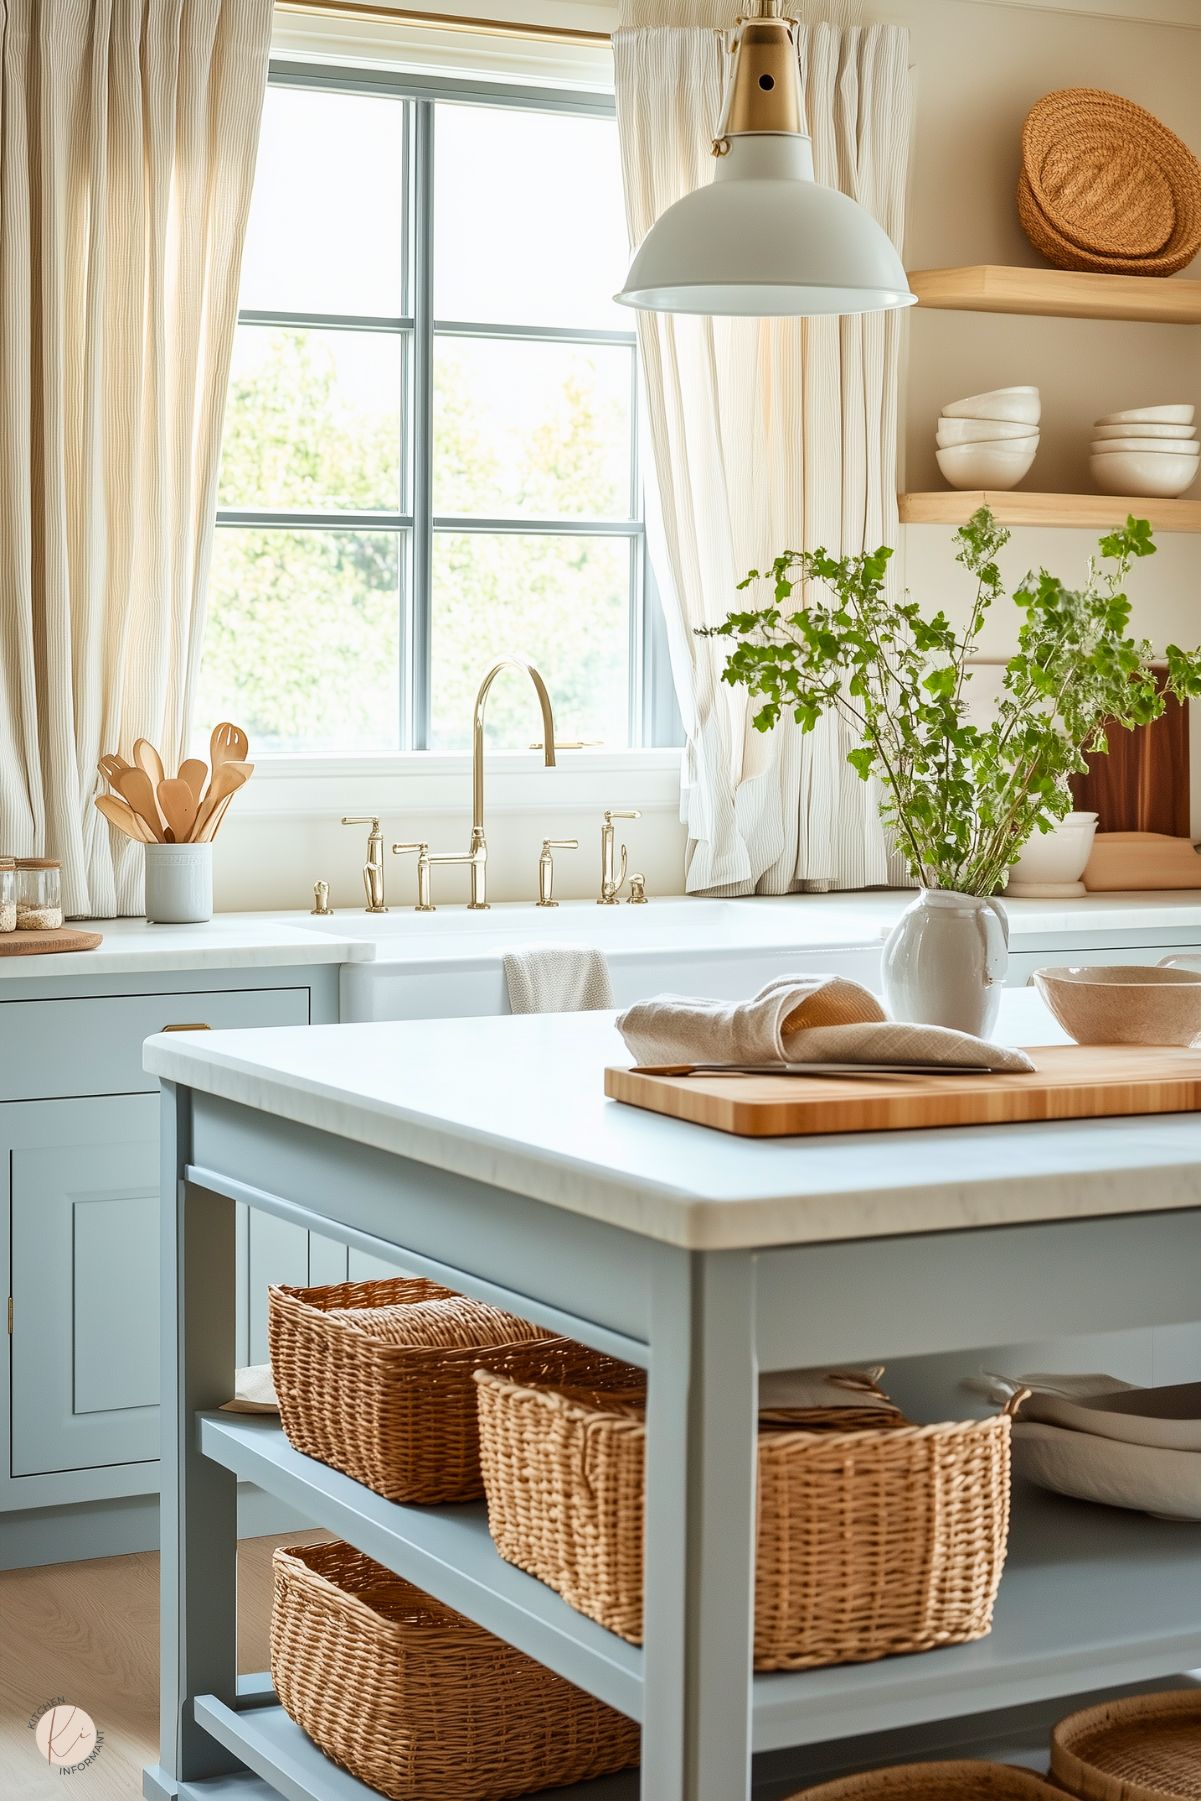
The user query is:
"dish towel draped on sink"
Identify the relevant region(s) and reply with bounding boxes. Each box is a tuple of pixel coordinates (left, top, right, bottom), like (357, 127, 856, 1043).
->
(616, 973, 1034, 1070)
(503, 944, 615, 1014)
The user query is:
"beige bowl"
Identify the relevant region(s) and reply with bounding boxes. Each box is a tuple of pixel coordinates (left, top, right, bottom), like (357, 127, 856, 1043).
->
(1095, 403, 1195, 427)
(941, 385, 1040, 425)
(936, 416, 1042, 445)
(1090, 437, 1199, 456)
(1034, 964, 1201, 1046)
(937, 440, 1037, 490)
(1090, 447, 1200, 497)
(1092, 421, 1197, 442)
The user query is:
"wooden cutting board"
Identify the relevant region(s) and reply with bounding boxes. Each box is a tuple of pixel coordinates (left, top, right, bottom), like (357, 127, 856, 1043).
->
(605, 1044, 1201, 1137)
(0, 927, 102, 957)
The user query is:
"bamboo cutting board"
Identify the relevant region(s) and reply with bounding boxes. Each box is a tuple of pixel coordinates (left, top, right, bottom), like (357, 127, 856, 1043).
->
(0, 927, 102, 957)
(604, 1045, 1201, 1137)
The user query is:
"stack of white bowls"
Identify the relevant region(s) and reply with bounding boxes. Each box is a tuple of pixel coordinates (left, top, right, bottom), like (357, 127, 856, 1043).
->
(936, 387, 1040, 490)
(1090, 404, 1199, 497)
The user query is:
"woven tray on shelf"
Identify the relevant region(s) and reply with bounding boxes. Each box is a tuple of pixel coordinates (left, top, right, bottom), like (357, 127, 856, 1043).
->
(1051, 1690, 1201, 1801)
(475, 1368, 1013, 1671)
(267, 1275, 631, 1504)
(785, 1762, 1063, 1801)
(271, 1539, 640, 1801)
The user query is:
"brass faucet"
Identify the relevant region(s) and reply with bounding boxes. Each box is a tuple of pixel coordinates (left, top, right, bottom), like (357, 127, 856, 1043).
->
(341, 815, 388, 913)
(598, 809, 641, 904)
(391, 659, 557, 911)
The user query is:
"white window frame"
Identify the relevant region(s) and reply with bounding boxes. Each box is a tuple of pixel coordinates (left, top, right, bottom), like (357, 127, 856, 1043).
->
(215, 60, 682, 813)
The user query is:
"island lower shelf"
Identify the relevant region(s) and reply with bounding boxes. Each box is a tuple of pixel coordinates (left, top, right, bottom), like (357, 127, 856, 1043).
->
(201, 1412, 1201, 1762)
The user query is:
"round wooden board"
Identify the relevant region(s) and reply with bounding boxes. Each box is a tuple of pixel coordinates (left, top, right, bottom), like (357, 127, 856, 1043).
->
(0, 926, 103, 956)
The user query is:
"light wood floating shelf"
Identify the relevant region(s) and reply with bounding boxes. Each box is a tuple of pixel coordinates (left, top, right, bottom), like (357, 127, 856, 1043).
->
(908, 264, 1201, 324)
(899, 490, 1201, 532)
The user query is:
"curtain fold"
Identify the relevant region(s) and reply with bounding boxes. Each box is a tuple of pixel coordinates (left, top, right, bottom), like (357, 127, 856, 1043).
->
(614, 15, 913, 893)
(0, 0, 272, 916)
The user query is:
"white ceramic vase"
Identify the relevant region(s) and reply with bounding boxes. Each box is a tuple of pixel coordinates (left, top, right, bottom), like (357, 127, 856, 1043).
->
(144, 842, 212, 924)
(881, 888, 1009, 1037)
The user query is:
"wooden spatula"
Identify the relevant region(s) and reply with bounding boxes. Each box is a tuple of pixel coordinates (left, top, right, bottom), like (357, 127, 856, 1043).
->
(192, 760, 252, 842)
(209, 721, 249, 776)
(95, 793, 155, 843)
(98, 753, 133, 789)
(158, 779, 198, 844)
(178, 758, 208, 804)
(114, 767, 165, 841)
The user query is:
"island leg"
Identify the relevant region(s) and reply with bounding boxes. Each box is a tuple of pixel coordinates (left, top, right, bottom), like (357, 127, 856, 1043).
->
(148, 1082, 241, 1797)
(641, 1251, 758, 1800)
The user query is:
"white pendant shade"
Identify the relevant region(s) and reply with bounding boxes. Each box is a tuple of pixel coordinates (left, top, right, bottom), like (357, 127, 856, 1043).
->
(617, 136, 916, 318)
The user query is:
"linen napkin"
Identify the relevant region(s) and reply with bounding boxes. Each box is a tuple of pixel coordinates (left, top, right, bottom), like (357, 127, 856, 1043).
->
(503, 944, 615, 1013)
(616, 973, 1035, 1072)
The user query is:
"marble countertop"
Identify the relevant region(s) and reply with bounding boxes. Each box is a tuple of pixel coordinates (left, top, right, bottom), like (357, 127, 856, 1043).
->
(144, 989, 1201, 1251)
(0, 913, 367, 980)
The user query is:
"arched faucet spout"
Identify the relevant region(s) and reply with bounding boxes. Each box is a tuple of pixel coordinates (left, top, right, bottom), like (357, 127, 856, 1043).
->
(471, 658, 557, 841)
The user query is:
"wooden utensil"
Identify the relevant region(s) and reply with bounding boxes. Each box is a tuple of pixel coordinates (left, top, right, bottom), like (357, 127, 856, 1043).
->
(178, 758, 208, 804)
(98, 753, 133, 789)
(114, 767, 165, 841)
(192, 760, 252, 842)
(157, 779, 198, 844)
(133, 737, 166, 789)
(209, 721, 249, 776)
(95, 793, 154, 843)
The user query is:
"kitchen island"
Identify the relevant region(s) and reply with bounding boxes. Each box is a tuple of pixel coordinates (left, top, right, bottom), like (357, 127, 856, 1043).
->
(143, 999, 1201, 1801)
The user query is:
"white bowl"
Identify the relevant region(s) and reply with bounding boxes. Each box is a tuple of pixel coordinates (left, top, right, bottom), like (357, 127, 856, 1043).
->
(936, 416, 1042, 445)
(936, 440, 1037, 490)
(1090, 448, 1201, 496)
(1092, 421, 1197, 442)
(1006, 812, 1098, 897)
(1095, 403, 1195, 427)
(941, 385, 1040, 425)
(939, 428, 1039, 455)
(1090, 437, 1200, 456)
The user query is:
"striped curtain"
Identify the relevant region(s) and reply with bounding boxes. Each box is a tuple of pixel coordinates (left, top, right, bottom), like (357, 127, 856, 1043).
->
(614, 12, 913, 893)
(0, 0, 272, 917)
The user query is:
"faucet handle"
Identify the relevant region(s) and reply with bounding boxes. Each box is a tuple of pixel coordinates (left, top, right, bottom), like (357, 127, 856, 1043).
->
(342, 814, 381, 831)
(391, 841, 427, 854)
(537, 838, 578, 908)
(604, 809, 641, 824)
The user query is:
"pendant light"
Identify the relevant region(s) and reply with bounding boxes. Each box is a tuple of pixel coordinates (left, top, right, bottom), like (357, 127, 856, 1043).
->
(616, 0, 916, 317)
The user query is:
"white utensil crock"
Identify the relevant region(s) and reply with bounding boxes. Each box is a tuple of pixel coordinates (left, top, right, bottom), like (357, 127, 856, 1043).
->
(145, 842, 212, 924)
(881, 888, 1009, 1036)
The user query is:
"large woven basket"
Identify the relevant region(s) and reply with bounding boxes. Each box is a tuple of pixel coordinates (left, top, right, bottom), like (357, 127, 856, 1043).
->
(271, 1540, 640, 1801)
(475, 1371, 1013, 1671)
(786, 1762, 1063, 1801)
(1018, 89, 1201, 276)
(268, 1276, 630, 1503)
(1051, 1690, 1201, 1801)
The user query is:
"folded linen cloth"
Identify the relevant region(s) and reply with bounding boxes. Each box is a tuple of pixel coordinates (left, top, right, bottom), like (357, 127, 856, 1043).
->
(220, 1364, 279, 1415)
(616, 973, 1034, 1072)
(504, 943, 614, 1014)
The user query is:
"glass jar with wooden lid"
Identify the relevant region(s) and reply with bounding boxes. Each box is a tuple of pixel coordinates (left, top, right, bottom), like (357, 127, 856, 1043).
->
(0, 858, 14, 933)
(16, 858, 63, 931)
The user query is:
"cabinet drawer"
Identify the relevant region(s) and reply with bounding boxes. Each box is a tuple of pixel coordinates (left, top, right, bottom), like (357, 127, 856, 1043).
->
(0, 987, 310, 1101)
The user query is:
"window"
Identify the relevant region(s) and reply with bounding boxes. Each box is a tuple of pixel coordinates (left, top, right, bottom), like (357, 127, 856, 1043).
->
(199, 66, 679, 757)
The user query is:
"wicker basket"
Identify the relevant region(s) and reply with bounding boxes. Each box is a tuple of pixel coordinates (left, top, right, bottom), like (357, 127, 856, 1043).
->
(268, 1276, 630, 1503)
(475, 1371, 1012, 1671)
(271, 1540, 640, 1801)
(1051, 1690, 1201, 1801)
(785, 1763, 1062, 1801)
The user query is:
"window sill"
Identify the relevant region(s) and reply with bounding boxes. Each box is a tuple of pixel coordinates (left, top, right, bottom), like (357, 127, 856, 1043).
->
(234, 748, 684, 820)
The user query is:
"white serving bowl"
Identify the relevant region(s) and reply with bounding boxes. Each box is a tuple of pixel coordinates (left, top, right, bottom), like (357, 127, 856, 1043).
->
(1090, 448, 1201, 496)
(1092, 420, 1197, 442)
(1006, 811, 1098, 898)
(936, 440, 1037, 490)
(1096, 403, 1195, 427)
(1090, 437, 1200, 456)
(936, 416, 1042, 445)
(941, 385, 1040, 425)
(939, 428, 1039, 455)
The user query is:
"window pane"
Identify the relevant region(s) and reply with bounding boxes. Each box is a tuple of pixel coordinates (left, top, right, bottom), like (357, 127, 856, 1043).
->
(219, 326, 403, 514)
(434, 105, 629, 330)
(434, 337, 631, 520)
(239, 87, 405, 316)
(198, 529, 401, 752)
(430, 533, 630, 750)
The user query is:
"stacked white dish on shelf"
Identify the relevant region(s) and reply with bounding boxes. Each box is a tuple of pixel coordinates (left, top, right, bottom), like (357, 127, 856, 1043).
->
(936, 387, 1040, 490)
(1090, 404, 1199, 498)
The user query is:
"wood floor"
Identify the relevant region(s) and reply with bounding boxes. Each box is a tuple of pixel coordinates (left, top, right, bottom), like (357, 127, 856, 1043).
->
(0, 1531, 329, 1801)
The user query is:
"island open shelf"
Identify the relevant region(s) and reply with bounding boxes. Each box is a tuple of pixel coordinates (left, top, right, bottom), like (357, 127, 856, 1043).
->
(898, 490, 1201, 531)
(908, 264, 1201, 324)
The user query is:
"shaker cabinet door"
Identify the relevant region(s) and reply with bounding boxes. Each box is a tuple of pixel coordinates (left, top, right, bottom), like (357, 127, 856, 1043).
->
(10, 1095, 160, 1476)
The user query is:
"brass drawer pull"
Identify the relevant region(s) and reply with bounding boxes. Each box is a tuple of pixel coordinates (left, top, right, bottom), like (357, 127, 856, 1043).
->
(161, 1022, 212, 1033)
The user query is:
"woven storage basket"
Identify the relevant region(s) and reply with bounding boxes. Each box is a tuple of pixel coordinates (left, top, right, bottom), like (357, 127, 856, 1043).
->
(1051, 1690, 1201, 1801)
(785, 1762, 1063, 1801)
(475, 1370, 1012, 1671)
(271, 1539, 640, 1801)
(1018, 90, 1201, 276)
(268, 1276, 631, 1504)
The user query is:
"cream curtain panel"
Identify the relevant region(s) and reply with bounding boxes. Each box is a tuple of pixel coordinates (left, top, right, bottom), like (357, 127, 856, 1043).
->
(614, 9, 912, 893)
(0, 0, 272, 917)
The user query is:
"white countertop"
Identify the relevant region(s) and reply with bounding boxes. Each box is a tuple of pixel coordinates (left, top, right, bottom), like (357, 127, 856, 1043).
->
(0, 913, 366, 980)
(144, 990, 1201, 1252)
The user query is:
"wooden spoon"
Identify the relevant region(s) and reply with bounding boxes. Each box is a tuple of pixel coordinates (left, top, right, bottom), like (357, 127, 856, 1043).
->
(114, 767, 165, 841)
(193, 760, 253, 842)
(95, 793, 155, 843)
(178, 758, 208, 805)
(158, 779, 198, 844)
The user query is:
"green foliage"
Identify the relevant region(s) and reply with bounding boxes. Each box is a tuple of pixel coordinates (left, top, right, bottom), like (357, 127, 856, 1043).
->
(702, 508, 1201, 896)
